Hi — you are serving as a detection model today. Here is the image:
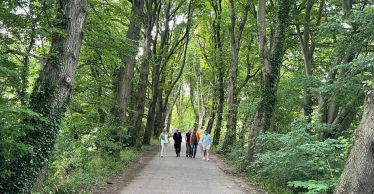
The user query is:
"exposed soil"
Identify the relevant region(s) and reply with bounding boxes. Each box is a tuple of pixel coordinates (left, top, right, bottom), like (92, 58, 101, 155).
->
(91, 145, 159, 194)
(208, 152, 266, 194)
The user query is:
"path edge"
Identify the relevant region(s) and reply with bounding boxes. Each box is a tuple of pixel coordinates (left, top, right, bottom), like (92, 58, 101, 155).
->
(208, 149, 266, 194)
(91, 145, 159, 194)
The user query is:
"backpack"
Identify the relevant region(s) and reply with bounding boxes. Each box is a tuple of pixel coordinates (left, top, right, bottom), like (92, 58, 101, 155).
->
(160, 133, 165, 140)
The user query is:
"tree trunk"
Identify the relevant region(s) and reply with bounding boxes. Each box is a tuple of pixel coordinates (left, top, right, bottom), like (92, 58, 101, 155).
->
(243, 0, 292, 167)
(210, 0, 225, 146)
(239, 111, 250, 141)
(143, 62, 160, 144)
(213, 79, 224, 145)
(4, 0, 88, 192)
(31, 164, 48, 192)
(295, 0, 324, 122)
(164, 86, 181, 132)
(166, 108, 173, 132)
(129, 0, 155, 148)
(221, 0, 251, 151)
(130, 50, 149, 147)
(222, 47, 239, 151)
(91, 67, 105, 124)
(154, 76, 165, 134)
(198, 76, 206, 131)
(334, 81, 374, 194)
(190, 83, 199, 130)
(112, 0, 144, 136)
(206, 102, 217, 134)
(319, 54, 355, 140)
(143, 1, 172, 144)
(176, 85, 184, 127)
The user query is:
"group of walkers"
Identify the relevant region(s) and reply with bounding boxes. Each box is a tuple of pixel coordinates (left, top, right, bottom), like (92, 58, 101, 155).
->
(159, 128, 212, 161)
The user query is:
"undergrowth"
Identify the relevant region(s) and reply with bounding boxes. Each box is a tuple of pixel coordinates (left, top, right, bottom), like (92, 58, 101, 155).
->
(36, 125, 158, 194)
(214, 117, 349, 194)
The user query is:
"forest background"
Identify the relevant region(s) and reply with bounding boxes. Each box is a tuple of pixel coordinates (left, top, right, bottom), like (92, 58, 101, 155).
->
(1, 0, 374, 193)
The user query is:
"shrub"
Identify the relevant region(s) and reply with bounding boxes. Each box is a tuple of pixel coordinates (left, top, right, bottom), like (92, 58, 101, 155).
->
(40, 125, 138, 194)
(249, 118, 346, 193)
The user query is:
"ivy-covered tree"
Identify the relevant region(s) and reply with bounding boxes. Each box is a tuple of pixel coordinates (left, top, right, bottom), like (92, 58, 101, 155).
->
(1, 0, 88, 192)
(244, 0, 293, 165)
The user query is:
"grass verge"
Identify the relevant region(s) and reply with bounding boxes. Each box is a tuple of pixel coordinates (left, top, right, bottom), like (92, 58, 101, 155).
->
(35, 138, 158, 194)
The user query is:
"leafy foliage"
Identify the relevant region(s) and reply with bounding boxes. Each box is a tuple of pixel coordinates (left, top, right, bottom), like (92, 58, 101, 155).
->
(0, 106, 40, 185)
(249, 118, 346, 193)
(41, 125, 139, 193)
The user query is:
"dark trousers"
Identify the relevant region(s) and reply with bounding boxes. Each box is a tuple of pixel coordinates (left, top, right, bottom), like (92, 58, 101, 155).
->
(174, 142, 181, 154)
(186, 142, 191, 156)
(191, 142, 198, 157)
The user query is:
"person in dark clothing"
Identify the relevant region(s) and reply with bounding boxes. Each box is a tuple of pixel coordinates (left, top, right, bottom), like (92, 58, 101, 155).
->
(185, 128, 191, 157)
(173, 129, 183, 157)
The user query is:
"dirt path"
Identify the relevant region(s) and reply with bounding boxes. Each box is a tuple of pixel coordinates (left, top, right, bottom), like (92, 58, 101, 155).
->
(92, 138, 265, 194)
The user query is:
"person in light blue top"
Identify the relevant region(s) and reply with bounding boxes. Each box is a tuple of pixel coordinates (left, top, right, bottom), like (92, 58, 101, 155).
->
(201, 130, 212, 161)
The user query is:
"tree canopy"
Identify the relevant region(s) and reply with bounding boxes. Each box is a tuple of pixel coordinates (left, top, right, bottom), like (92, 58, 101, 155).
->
(1, 0, 374, 193)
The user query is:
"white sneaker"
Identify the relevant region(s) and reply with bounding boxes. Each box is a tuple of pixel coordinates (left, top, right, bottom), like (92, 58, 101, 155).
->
(207, 159, 209, 162)
(202, 157, 205, 160)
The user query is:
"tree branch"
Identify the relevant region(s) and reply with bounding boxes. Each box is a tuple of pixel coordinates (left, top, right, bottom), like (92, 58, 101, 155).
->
(3, 49, 45, 69)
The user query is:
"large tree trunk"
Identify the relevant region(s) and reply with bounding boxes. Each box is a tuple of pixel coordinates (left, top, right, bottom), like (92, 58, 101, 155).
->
(222, 46, 239, 151)
(112, 0, 144, 136)
(129, 0, 153, 148)
(221, 0, 251, 151)
(334, 82, 374, 194)
(4, 0, 88, 192)
(143, 1, 172, 144)
(143, 62, 161, 144)
(243, 0, 292, 167)
(154, 76, 165, 134)
(211, 3, 225, 145)
(213, 78, 224, 145)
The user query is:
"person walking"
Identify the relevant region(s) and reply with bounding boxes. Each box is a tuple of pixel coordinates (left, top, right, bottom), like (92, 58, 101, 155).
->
(189, 128, 200, 158)
(173, 129, 182, 157)
(159, 129, 168, 157)
(201, 130, 212, 161)
(185, 128, 191, 157)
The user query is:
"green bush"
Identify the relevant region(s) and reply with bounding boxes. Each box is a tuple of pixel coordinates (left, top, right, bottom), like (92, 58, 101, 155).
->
(0, 106, 45, 192)
(40, 125, 138, 194)
(249, 118, 346, 193)
(288, 179, 338, 194)
(225, 139, 247, 168)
